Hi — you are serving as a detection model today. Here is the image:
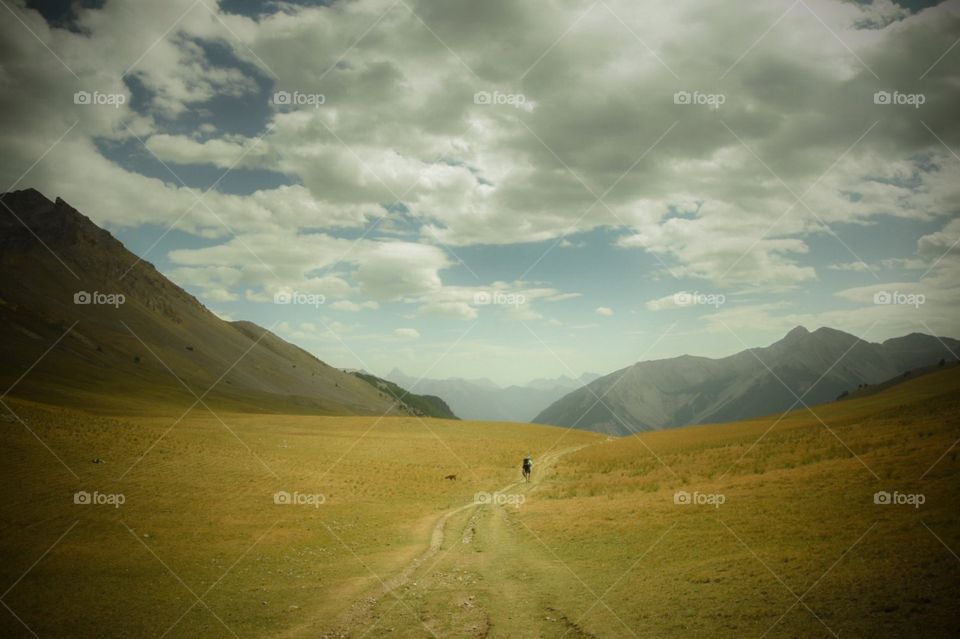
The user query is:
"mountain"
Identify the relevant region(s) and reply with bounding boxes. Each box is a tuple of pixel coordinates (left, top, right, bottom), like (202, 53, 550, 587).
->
(524, 372, 600, 391)
(837, 358, 959, 402)
(0, 189, 406, 416)
(533, 326, 960, 435)
(351, 372, 458, 419)
(385, 369, 600, 422)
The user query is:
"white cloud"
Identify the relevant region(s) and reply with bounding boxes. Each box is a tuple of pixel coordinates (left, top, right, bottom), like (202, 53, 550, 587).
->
(144, 134, 271, 168)
(834, 282, 929, 305)
(417, 301, 478, 320)
(356, 242, 449, 301)
(331, 300, 380, 312)
(2, 0, 960, 382)
(596, 307, 614, 316)
(5, 0, 959, 263)
(394, 327, 420, 339)
(827, 261, 872, 272)
(645, 294, 681, 311)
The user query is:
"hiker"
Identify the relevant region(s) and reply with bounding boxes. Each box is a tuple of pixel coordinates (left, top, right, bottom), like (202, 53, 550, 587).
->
(522, 455, 532, 482)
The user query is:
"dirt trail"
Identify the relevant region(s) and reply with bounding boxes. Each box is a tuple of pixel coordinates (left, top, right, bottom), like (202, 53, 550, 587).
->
(322, 443, 594, 638)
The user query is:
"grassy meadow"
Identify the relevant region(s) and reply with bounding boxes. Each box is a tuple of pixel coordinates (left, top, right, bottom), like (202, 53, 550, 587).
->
(1, 366, 958, 637)
(0, 400, 599, 638)
(513, 365, 960, 637)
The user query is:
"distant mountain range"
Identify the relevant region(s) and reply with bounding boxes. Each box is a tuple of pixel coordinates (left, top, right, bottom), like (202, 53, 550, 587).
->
(7, 189, 957, 433)
(534, 326, 960, 435)
(350, 372, 458, 419)
(0, 189, 412, 416)
(385, 369, 599, 422)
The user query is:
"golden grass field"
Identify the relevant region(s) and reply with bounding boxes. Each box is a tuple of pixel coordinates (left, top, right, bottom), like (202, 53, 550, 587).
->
(1, 366, 958, 638)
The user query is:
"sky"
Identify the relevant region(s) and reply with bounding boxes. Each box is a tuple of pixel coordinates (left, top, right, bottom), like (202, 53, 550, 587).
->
(1, 0, 958, 386)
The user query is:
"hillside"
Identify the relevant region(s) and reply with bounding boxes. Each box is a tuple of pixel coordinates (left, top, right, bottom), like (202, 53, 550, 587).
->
(0, 189, 404, 416)
(534, 326, 960, 434)
(838, 358, 959, 401)
(351, 371, 459, 419)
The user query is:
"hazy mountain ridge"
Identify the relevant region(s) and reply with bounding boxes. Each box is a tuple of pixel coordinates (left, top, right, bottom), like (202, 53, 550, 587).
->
(534, 326, 960, 435)
(350, 372, 458, 419)
(0, 189, 406, 416)
(385, 369, 600, 422)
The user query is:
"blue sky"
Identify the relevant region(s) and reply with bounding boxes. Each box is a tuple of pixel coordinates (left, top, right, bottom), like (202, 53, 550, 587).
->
(3, 0, 959, 385)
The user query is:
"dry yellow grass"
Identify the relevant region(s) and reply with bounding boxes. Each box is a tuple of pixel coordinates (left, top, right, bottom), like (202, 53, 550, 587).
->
(1, 367, 958, 637)
(518, 366, 960, 637)
(0, 401, 598, 638)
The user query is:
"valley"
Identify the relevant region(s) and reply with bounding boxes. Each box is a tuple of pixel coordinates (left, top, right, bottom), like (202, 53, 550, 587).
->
(2, 365, 957, 637)
(2, 187, 959, 637)
(3, 1, 960, 636)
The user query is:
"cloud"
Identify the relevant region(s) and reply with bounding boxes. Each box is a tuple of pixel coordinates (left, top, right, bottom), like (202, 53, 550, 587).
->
(417, 301, 478, 320)
(918, 217, 960, 261)
(834, 281, 929, 305)
(645, 290, 728, 311)
(394, 327, 420, 340)
(827, 261, 873, 272)
(355, 242, 450, 301)
(595, 307, 614, 316)
(645, 294, 682, 311)
(7, 0, 954, 276)
(616, 212, 818, 290)
(544, 293, 582, 302)
(2, 0, 960, 373)
(144, 134, 272, 168)
(331, 300, 380, 312)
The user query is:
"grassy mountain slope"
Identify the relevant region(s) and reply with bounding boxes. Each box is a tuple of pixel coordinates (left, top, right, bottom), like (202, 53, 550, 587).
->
(838, 358, 959, 401)
(535, 325, 959, 434)
(0, 189, 403, 416)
